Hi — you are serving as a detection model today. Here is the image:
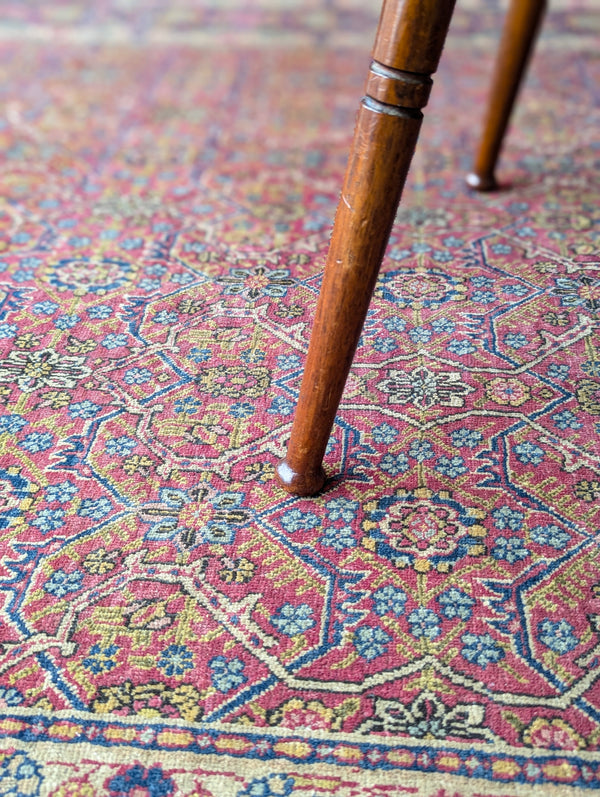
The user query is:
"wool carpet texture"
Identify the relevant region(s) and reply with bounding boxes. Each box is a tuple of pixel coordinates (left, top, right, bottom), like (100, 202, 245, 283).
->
(0, 0, 599, 794)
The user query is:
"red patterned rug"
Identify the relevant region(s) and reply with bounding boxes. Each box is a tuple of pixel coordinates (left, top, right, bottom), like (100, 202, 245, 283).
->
(0, 1, 599, 794)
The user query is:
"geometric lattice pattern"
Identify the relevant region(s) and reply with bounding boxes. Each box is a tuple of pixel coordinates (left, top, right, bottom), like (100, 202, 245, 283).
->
(0, 0, 599, 794)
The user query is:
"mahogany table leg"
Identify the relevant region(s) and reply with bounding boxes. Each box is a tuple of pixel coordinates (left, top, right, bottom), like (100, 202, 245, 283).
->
(466, 0, 546, 191)
(276, 0, 456, 496)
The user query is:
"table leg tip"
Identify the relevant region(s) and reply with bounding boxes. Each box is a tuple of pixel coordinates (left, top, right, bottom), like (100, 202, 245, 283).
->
(275, 459, 326, 496)
(465, 172, 498, 192)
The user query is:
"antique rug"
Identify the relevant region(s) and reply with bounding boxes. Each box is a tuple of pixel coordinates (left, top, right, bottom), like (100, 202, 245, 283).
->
(0, 0, 599, 794)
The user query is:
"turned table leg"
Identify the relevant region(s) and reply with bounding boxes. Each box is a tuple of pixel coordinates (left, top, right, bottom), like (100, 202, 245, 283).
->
(276, 0, 456, 496)
(466, 0, 546, 191)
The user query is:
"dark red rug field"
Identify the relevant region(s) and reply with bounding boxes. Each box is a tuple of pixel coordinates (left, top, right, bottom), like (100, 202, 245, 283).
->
(0, 1, 599, 794)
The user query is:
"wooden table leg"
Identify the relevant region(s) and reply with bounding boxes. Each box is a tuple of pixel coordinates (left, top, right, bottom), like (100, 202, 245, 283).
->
(276, 0, 456, 496)
(466, 0, 546, 191)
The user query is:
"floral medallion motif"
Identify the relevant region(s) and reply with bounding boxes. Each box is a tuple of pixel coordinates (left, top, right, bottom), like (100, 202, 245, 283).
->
(378, 366, 474, 409)
(359, 692, 490, 741)
(361, 488, 487, 572)
(376, 269, 467, 309)
(45, 257, 134, 294)
(576, 379, 600, 414)
(0, 348, 92, 393)
(486, 376, 531, 406)
(553, 274, 600, 313)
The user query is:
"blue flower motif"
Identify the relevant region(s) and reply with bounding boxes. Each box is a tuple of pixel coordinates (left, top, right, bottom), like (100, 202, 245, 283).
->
(277, 354, 301, 370)
(87, 304, 113, 319)
(471, 290, 496, 304)
(516, 226, 535, 238)
(139, 278, 161, 291)
(513, 441, 545, 465)
(44, 569, 84, 597)
(380, 452, 409, 476)
(19, 432, 54, 453)
(32, 301, 59, 315)
(158, 644, 193, 676)
(69, 400, 101, 419)
(230, 402, 254, 418)
(433, 250, 453, 263)
(0, 323, 18, 339)
(0, 414, 28, 434)
(99, 229, 118, 239)
(0, 686, 24, 706)
(450, 428, 482, 448)
(183, 241, 205, 253)
(431, 317, 455, 333)
(280, 509, 320, 533)
(530, 524, 571, 548)
(372, 423, 398, 444)
(209, 656, 247, 693)
(461, 632, 505, 668)
(353, 626, 391, 661)
(491, 505, 524, 531)
(447, 339, 477, 356)
(373, 337, 397, 353)
(408, 607, 441, 639)
(271, 603, 314, 636)
(13, 269, 34, 282)
(408, 439, 434, 461)
(68, 236, 91, 247)
(124, 368, 153, 385)
(326, 497, 358, 523)
(412, 242, 431, 254)
(238, 775, 295, 797)
(120, 237, 144, 250)
(78, 497, 112, 519)
(504, 332, 528, 349)
(267, 396, 294, 415)
(492, 536, 529, 564)
(108, 764, 175, 797)
(372, 585, 407, 617)
(435, 456, 467, 478)
(538, 619, 579, 654)
(502, 283, 529, 296)
(153, 310, 178, 325)
(174, 397, 201, 415)
(443, 236, 464, 247)
(32, 508, 65, 533)
(408, 326, 432, 344)
(389, 247, 411, 261)
(171, 271, 194, 285)
(552, 410, 582, 430)
(470, 276, 493, 287)
(57, 218, 76, 228)
(105, 436, 137, 456)
(320, 525, 355, 551)
(84, 644, 119, 674)
(54, 314, 81, 330)
(547, 364, 569, 381)
(437, 588, 475, 621)
(45, 480, 78, 503)
(102, 333, 128, 349)
(382, 316, 407, 333)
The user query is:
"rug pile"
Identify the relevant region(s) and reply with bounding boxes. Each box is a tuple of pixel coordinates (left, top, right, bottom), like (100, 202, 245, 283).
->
(0, 1, 599, 794)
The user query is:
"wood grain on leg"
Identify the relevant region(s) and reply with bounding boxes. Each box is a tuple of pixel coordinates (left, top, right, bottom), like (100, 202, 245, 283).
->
(466, 0, 546, 191)
(276, 0, 456, 496)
